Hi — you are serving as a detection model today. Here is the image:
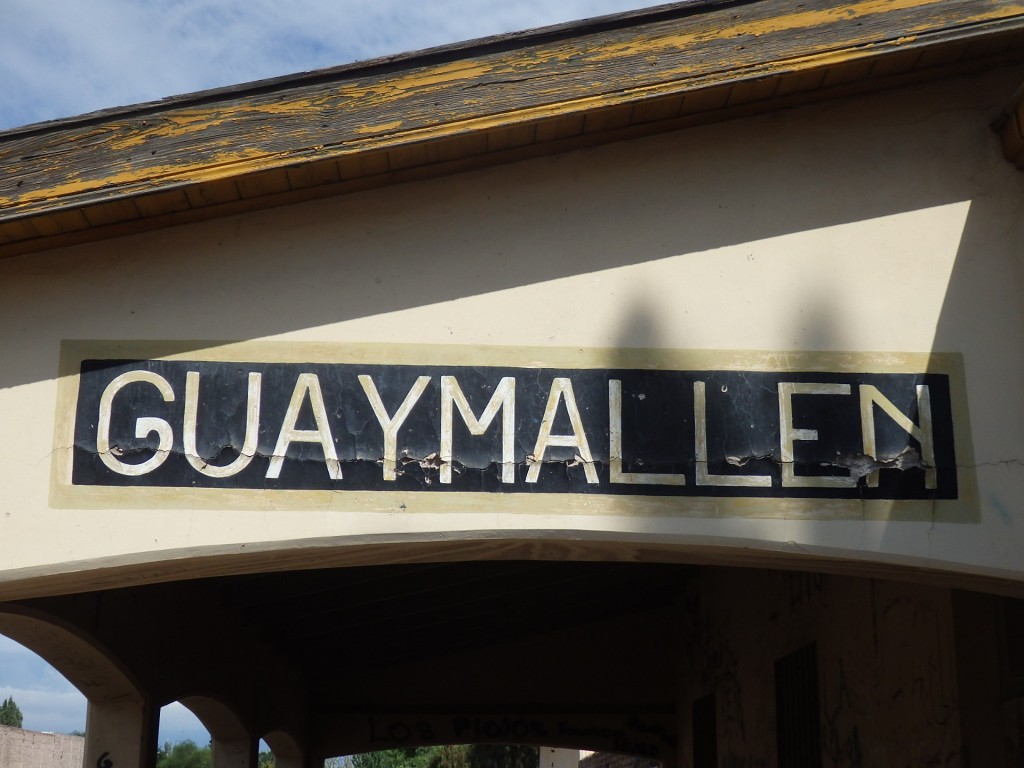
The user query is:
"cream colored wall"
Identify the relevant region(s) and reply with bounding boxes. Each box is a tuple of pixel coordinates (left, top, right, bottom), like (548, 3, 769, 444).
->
(1, 66, 1023, 596)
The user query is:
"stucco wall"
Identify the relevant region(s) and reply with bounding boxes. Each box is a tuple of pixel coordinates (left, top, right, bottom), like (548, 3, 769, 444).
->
(1, 64, 1023, 596)
(0, 727, 83, 768)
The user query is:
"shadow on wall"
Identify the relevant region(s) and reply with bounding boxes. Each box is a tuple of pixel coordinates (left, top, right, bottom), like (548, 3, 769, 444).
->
(0, 62, 1017, 595)
(587, 63, 1022, 556)
(0, 67, 1020, 394)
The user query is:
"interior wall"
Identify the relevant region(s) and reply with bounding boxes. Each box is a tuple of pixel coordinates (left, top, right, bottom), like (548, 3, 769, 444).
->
(677, 570, 964, 767)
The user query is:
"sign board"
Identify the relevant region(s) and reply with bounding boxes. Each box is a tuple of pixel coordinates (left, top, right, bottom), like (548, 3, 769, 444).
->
(52, 342, 974, 521)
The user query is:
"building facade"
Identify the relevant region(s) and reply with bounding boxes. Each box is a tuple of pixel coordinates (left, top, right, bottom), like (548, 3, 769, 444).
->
(0, 1, 1023, 766)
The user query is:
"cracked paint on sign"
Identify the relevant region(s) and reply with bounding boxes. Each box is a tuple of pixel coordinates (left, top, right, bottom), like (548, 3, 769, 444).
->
(69, 358, 959, 502)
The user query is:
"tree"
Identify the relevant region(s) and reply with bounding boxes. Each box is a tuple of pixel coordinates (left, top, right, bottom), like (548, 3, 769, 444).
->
(0, 696, 23, 728)
(434, 745, 470, 768)
(156, 740, 211, 768)
(346, 748, 440, 768)
(339, 744, 537, 768)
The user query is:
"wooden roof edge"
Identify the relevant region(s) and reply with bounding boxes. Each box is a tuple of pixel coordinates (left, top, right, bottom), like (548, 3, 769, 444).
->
(2, 0, 1024, 258)
(0, 0, 727, 143)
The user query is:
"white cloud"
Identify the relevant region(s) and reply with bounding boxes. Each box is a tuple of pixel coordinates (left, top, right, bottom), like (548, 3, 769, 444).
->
(0, 686, 86, 735)
(0, 635, 86, 734)
(0, 634, 215, 744)
(0, 0, 656, 130)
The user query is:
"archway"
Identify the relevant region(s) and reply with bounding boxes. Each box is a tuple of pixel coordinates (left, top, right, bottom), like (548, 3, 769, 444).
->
(0, 608, 155, 768)
(262, 730, 303, 768)
(0, 631, 86, 733)
(177, 696, 256, 768)
(158, 700, 212, 746)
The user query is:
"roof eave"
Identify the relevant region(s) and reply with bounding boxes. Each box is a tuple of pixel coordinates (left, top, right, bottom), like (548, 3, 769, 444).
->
(2, 0, 1023, 258)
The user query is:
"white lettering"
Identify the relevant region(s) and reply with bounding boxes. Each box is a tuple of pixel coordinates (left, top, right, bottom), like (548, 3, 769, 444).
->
(97, 370, 175, 476)
(440, 376, 516, 484)
(526, 377, 597, 484)
(608, 379, 684, 485)
(778, 382, 855, 488)
(359, 374, 431, 481)
(694, 381, 770, 487)
(860, 384, 936, 489)
(183, 371, 262, 478)
(266, 373, 341, 480)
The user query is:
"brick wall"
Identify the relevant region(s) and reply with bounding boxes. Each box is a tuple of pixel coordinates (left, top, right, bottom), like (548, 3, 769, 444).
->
(0, 726, 84, 768)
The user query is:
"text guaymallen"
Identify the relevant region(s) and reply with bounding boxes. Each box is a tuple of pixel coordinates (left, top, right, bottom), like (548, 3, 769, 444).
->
(71, 360, 956, 499)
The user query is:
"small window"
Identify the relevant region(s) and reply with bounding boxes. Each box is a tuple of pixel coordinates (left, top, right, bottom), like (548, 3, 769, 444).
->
(775, 643, 822, 768)
(692, 692, 717, 768)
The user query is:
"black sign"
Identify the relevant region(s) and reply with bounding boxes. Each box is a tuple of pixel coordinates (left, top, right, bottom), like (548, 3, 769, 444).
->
(71, 359, 956, 499)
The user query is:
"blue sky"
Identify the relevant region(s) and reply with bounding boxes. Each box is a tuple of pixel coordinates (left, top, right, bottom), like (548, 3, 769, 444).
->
(0, 0, 657, 131)
(0, 633, 206, 742)
(0, 0, 656, 745)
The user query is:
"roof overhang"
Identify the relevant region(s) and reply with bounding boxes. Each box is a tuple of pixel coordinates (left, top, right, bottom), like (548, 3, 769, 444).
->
(2, 0, 1023, 258)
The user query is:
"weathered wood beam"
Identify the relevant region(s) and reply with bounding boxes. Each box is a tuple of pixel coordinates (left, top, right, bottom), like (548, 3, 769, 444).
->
(1, 0, 1023, 256)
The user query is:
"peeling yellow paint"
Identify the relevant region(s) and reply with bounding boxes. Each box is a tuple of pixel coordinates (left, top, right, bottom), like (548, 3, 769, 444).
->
(585, 0, 991, 63)
(1, 0, 1022, 222)
(0, 146, 268, 208)
(356, 120, 404, 135)
(106, 111, 234, 150)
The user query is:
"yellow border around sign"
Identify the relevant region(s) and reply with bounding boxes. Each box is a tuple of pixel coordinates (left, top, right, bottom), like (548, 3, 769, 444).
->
(50, 340, 978, 522)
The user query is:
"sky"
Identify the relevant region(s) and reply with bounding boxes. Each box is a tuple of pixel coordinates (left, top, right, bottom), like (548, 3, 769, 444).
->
(0, 0, 660, 132)
(0, 634, 208, 743)
(0, 0, 658, 745)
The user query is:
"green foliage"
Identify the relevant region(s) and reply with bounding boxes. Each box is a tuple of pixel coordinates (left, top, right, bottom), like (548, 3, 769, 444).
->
(434, 745, 470, 768)
(339, 744, 537, 768)
(346, 748, 438, 768)
(259, 751, 275, 768)
(156, 740, 212, 768)
(0, 696, 23, 728)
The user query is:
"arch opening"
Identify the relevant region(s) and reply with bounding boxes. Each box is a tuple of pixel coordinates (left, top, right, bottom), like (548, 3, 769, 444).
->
(0, 609, 153, 768)
(2, 562, 1023, 766)
(327, 744, 663, 768)
(158, 700, 213, 748)
(0, 609, 143, 710)
(262, 730, 302, 768)
(0, 630, 86, 735)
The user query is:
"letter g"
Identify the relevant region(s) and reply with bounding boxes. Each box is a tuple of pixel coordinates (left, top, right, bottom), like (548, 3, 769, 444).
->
(97, 370, 175, 476)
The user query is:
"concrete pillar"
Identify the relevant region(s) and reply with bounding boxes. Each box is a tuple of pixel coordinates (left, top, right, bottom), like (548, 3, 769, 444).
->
(262, 730, 304, 768)
(85, 699, 158, 768)
(211, 737, 257, 768)
(179, 696, 258, 768)
(539, 747, 579, 768)
(272, 754, 304, 768)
